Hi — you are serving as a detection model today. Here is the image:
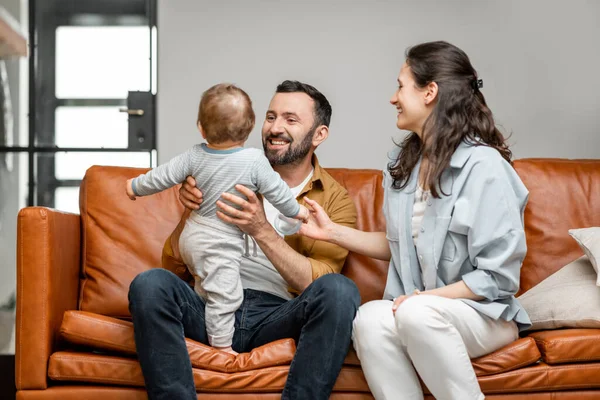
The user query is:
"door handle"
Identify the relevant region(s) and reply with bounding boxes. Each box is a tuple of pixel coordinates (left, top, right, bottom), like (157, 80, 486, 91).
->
(119, 108, 145, 116)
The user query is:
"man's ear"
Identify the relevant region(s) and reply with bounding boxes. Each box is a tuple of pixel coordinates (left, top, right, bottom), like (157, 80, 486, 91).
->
(312, 125, 329, 147)
(424, 81, 439, 106)
(197, 122, 206, 139)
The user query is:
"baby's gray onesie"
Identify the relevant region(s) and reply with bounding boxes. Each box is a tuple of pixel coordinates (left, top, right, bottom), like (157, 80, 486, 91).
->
(132, 144, 301, 347)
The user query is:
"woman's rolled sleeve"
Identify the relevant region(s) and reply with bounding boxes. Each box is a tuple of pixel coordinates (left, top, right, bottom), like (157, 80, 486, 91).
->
(463, 228, 526, 300)
(460, 160, 528, 301)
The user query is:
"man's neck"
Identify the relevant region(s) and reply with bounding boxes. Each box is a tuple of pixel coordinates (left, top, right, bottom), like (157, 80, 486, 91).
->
(273, 153, 315, 188)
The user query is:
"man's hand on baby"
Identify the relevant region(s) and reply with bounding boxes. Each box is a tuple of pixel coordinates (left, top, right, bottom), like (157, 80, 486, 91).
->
(126, 179, 136, 200)
(217, 184, 269, 236)
(179, 175, 203, 210)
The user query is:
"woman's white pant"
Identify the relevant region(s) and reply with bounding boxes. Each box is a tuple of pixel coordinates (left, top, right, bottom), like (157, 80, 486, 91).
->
(352, 296, 518, 400)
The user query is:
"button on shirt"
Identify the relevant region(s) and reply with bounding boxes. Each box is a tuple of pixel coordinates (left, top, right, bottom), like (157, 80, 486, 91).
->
(412, 185, 429, 246)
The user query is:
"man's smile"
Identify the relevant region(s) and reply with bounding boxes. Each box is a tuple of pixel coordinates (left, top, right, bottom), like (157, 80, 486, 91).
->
(266, 136, 292, 150)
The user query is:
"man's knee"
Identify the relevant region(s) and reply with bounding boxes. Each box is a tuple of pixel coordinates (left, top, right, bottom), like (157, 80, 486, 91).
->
(129, 268, 177, 303)
(310, 274, 361, 312)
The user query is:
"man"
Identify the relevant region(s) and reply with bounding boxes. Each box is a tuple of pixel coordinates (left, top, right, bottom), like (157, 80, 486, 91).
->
(128, 80, 360, 400)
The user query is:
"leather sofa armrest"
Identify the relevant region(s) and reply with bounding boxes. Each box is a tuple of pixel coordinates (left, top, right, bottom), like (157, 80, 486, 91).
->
(16, 207, 81, 390)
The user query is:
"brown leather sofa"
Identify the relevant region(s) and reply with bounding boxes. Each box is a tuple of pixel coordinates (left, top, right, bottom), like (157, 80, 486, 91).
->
(15, 158, 600, 399)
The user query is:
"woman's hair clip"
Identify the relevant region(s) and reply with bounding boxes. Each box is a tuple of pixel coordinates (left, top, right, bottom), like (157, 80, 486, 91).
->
(471, 79, 483, 92)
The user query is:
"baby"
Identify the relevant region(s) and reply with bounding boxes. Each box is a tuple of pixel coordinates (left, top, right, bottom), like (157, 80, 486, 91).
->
(126, 83, 309, 354)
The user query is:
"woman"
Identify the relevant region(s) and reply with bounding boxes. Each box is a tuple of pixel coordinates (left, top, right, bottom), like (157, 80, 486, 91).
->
(300, 41, 531, 400)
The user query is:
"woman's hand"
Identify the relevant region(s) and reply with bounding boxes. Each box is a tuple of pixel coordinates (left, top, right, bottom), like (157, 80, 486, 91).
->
(391, 290, 422, 315)
(301, 198, 391, 261)
(298, 197, 336, 242)
(179, 176, 203, 210)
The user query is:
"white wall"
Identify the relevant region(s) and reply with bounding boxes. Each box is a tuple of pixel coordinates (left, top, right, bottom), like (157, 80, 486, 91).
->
(0, 0, 25, 355)
(157, 0, 600, 168)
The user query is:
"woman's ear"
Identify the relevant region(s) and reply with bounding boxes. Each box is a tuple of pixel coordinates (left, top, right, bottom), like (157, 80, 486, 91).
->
(424, 81, 439, 105)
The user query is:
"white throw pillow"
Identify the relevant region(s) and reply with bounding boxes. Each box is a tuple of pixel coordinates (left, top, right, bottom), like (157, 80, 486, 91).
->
(518, 255, 600, 330)
(569, 227, 600, 286)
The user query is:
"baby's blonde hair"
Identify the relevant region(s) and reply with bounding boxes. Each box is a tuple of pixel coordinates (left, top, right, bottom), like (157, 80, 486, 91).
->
(197, 83, 255, 144)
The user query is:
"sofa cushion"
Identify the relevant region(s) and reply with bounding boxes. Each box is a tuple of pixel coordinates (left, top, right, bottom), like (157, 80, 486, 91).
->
(327, 169, 388, 303)
(79, 166, 184, 317)
(528, 329, 600, 364)
(62, 310, 541, 378)
(513, 159, 600, 295)
(476, 362, 600, 394)
(518, 256, 600, 330)
(12, 387, 150, 400)
(569, 227, 600, 286)
(59, 311, 296, 373)
(470, 337, 541, 377)
(421, 361, 600, 395)
(29, 387, 372, 400)
(60, 311, 136, 355)
(345, 338, 541, 377)
(47, 351, 371, 393)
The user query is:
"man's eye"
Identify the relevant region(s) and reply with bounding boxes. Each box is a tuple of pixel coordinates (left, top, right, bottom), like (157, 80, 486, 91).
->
(266, 116, 275, 121)
(287, 119, 296, 123)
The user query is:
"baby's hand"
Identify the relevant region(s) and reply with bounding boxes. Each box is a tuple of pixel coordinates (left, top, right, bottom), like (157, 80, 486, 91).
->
(126, 179, 137, 201)
(296, 204, 310, 223)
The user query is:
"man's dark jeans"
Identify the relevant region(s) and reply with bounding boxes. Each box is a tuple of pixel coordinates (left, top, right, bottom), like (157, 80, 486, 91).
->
(128, 269, 361, 400)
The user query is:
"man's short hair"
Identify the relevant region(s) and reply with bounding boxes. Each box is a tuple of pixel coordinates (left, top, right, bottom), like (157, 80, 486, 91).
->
(275, 80, 332, 128)
(197, 83, 255, 144)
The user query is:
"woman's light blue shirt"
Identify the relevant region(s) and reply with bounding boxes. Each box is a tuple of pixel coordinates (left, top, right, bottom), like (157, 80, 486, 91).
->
(383, 140, 532, 331)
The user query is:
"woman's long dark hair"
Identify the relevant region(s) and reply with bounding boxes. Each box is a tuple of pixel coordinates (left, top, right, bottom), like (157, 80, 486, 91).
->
(388, 41, 512, 198)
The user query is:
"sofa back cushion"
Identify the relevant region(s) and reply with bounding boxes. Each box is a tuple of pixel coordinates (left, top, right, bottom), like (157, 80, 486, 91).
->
(79, 166, 184, 317)
(326, 169, 388, 303)
(78, 159, 600, 317)
(514, 159, 600, 294)
(79, 166, 389, 317)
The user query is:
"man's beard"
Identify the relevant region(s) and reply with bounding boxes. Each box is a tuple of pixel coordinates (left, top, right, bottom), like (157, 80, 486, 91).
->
(263, 127, 314, 166)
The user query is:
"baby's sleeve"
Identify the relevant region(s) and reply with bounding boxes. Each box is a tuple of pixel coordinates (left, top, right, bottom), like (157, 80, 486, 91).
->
(251, 153, 300, 217)
(132, 147, 196, 196)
